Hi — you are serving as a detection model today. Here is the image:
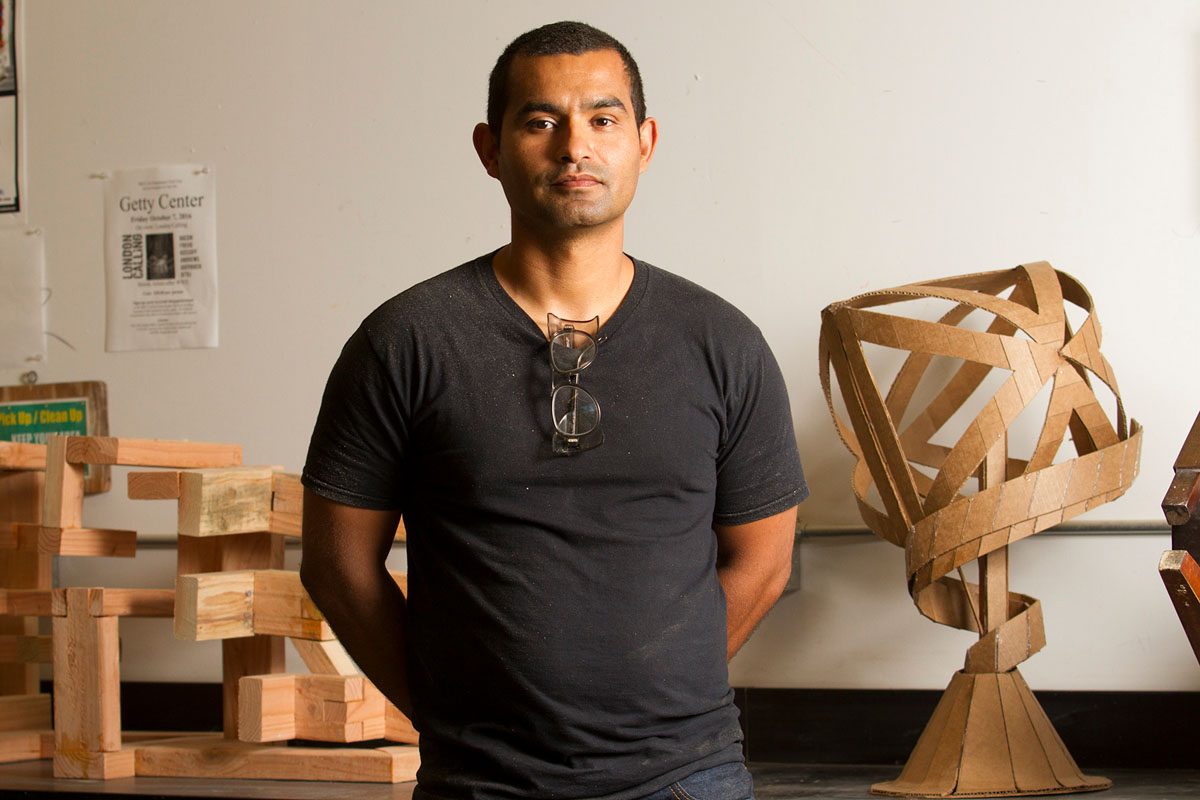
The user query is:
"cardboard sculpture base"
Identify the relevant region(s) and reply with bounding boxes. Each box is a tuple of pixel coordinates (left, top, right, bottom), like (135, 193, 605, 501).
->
(872, 670, 1109, 798)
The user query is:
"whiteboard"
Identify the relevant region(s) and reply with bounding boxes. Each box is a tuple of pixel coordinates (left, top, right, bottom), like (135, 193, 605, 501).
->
(16, 0, 1197, 532)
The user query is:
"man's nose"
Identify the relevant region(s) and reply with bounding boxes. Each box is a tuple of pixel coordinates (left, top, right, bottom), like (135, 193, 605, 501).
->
(558, 120, 592, 164)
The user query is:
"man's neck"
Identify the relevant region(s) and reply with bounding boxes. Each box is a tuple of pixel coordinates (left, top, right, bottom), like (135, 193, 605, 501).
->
(492, 221, 634, 337)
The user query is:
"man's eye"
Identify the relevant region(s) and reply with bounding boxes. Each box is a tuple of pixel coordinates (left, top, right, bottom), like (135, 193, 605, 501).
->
(594, 117, 615, 127)
(527, 119, 555, 130)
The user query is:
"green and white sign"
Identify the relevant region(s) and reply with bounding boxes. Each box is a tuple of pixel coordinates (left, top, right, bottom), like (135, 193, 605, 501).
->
(0, 398, 89, 444)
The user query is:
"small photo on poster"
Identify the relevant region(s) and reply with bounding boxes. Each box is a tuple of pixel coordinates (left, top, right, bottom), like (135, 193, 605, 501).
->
(146, 232, 174, 280)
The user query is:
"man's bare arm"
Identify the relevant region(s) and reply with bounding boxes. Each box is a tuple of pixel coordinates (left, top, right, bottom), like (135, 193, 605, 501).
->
(299, 489, 412, 717)
(715, 506, 798, 661)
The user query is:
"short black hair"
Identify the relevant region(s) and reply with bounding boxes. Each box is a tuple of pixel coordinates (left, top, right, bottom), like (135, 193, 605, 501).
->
(486, 21, 646, 135)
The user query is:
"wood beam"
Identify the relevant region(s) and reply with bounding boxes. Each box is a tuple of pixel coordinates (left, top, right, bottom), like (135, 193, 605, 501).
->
(65, 437, 242, 468)
(134, 735, 419, 782)
(178, 468, 273, 537)
(0, 635, 52, 664)
(52, 588, 125, 777)
(127, 470, 182, 500)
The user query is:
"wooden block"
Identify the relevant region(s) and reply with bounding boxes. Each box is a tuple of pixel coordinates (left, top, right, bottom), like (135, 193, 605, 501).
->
(270, 473, 304, 514)
(54, 746, 136, 779)
(1161, 549, 1200, 664)
(27, 526, 137, 558)
(178, 468, 273, 537)
(268, 472, 303, 537)
(0, 693, 51, 730)
(0, 729, 53, 763)
(224, 636, 285, 741)
(87, 588, 174, 618)
(343, 684, 386, 725)
(121, 730, 210, 744)
(1165, 469, 1200, 529)
(299, 674, 364, 703)
(291, 638, 359, 676)
(50, 589, 67, 616)
(42, 437, 84, 529)
(267, 510, 302, 538)
(174, 571, 255, 641)
(53, 589, 121, 754)
(135, 735, 420, 782)
(237, 674, 296, 742)
(295, 677, 365, 742)
(0, 469, 42, 527)
(210, 532, 286, 740)
(0, 588, 56, 616)
(239, 674, 396, 744)
(253, 570, 333, 640)
(0, 441, 46, 471)
(356, 685, 391, 741)
(65, 436, 242, 468)
(0, 635, 52, 664)
(268, 476, 407, 540)
(384, 701, 419, 744)
(127, 470, 181, 500)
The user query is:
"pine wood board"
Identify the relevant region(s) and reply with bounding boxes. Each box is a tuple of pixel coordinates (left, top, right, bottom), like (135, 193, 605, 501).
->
(134, 736, 419, 783)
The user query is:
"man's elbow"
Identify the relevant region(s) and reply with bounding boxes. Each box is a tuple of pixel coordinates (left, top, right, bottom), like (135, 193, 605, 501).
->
(764, 555, 792, 604)
(299, 557, 337, 609)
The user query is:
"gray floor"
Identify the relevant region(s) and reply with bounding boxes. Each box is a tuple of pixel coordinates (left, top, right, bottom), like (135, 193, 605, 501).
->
(1, 760, 1198, 799)
(751, 764, 1200, 799)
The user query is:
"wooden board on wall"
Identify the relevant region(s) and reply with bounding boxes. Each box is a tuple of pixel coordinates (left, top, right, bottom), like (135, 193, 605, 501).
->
(0, 381, 109, 494)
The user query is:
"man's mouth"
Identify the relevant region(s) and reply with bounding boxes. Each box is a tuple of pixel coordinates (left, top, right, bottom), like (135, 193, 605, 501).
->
(553, 174, 602, 188)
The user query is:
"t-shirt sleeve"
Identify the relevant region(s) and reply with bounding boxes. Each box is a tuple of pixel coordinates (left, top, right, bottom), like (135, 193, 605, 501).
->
(301, 324, 409, 510)
(712, 332, 808, 526)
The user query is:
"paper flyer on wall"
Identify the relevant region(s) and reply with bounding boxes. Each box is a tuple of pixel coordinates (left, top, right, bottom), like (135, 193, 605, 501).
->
(103, 164, 218, 351)
(0, 0, 20, 213)
(0, 227, 44, 367)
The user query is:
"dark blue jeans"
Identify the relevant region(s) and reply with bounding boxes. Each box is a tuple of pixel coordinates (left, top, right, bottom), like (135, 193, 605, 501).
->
(637, 762, 755, 800)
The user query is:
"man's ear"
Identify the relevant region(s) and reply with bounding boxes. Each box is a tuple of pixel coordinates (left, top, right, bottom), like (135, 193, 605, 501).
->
(637, 117, 659, 174)
(472, 122, 501, 179)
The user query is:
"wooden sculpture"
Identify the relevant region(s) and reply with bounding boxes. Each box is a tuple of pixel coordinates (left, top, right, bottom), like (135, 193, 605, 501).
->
(0, 440, 52, 765)
(820, 261, 1141, 797)
(0, 434, 419, 783)
(0, 382, 108, 766)
(1160, 411, 1200, 664)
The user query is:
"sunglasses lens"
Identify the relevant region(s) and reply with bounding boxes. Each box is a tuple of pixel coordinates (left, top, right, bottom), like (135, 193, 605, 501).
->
(552, 384, 599, 436)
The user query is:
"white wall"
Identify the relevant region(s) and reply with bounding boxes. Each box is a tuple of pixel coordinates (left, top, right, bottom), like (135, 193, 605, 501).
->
(13, 1, 1200, 690)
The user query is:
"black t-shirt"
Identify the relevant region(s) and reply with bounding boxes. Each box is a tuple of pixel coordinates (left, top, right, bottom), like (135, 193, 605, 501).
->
(303, 253, 807, 800)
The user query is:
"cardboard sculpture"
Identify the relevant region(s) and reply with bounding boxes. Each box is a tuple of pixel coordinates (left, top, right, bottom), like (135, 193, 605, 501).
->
(1159, 411, 1200, 664)
(0, 434, 418, 783)
(820, 261, 1142, 798)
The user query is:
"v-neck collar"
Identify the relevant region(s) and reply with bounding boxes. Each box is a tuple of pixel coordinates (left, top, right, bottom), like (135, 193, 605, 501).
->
(475, 249, 650, 345)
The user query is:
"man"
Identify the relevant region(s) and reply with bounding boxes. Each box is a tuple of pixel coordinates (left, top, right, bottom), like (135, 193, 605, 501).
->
(301, 21, 806, 800)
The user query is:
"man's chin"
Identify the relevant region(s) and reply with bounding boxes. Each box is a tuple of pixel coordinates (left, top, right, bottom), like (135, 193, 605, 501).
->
(543, 203, 621, 230)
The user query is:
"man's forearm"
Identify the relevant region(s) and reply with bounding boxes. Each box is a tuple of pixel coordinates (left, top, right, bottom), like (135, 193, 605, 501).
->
(300, 491, 413, 717)
(718, 558, 790, 660)
(301, 563, 413, 718)
(714, 507, 797, 660)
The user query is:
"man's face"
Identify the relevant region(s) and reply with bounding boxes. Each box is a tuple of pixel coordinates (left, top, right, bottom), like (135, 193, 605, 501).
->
(476, 49, 656, 234)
